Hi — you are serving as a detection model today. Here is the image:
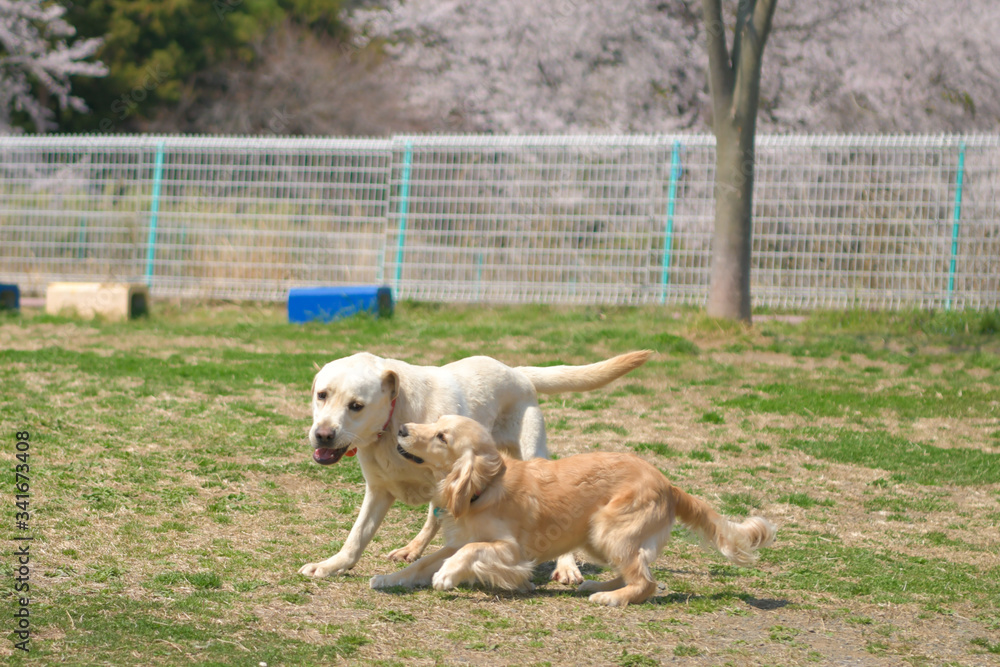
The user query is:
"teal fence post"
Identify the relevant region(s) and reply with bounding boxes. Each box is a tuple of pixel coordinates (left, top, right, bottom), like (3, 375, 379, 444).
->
(660, 140, 682, 303)
(77, 216, 87, 259)
(145, 141, 166, 287)
(394, 141, 413, 295)
(475, 252, 484, 302)
(946, 140, 966, 310)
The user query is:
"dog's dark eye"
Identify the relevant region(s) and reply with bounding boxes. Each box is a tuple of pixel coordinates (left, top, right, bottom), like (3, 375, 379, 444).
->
(316, 391, 328, 401)
(436, 432, 446, 442)
(349, 401, 364, 412)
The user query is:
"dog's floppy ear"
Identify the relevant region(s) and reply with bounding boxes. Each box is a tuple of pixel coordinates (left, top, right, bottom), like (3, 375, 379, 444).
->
(381, 369, 399, 400)
(442, 450, 477, 518)
(441, 447, 505, 518)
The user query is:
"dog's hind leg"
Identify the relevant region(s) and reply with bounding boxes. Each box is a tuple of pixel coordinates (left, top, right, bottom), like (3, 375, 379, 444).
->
(585, 500, 668, 606)
(517, 403, 549, 459)
(387, 504, 440, 562)
(494, 401, 549, 460)
(588, 549, 658, 607)
(587, 525, 666, 607)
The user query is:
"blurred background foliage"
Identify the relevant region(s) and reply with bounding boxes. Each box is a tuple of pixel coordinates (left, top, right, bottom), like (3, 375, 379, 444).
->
(5, 0, 998, 136)
(57, 0, 353, 132)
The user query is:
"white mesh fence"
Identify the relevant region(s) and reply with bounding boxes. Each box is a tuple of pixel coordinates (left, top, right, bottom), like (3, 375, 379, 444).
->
(1, 134, 997, 309)
(0, 136, 393, 301)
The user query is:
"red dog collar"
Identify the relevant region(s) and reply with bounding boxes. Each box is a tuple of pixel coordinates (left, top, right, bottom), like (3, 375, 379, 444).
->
(376, 398, 397, 438)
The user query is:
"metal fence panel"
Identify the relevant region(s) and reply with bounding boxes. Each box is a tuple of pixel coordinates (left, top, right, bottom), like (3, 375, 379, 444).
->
(0, 136, 394, 301)
(1, 133, 997, 309)
(384, 135, 676, 305)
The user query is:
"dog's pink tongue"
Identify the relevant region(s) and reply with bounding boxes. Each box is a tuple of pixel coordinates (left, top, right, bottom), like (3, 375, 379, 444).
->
(313, 448, 340, 465)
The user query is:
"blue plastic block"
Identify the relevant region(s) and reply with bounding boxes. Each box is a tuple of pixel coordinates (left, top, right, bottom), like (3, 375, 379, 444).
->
(0, 284, 19, 310)
(288, 286, 393, 324)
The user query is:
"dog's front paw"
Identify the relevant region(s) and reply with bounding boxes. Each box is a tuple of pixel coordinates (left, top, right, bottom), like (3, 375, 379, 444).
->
(387, 544, 424, 563)
(370, 574, 393, 589)
(298, 559, 350, 578)
(431, 570, 457, 591)
(551, 558, 584, 585)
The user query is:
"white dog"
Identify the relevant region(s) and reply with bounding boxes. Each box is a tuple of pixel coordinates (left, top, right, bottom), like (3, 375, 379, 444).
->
(298, 350, 651, 583)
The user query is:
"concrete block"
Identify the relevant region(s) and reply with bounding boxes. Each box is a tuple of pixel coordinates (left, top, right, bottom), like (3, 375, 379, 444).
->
(45, 282, 149, 321)
(288, 286, 393, 323)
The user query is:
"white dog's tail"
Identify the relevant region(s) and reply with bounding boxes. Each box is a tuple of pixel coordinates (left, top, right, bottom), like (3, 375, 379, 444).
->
(671, 486, 776, 567)
(516, 350, 652, 395)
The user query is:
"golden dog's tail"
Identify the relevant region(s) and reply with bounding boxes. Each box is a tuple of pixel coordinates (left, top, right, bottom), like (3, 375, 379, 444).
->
(516, 350, 652, 395)
(671, 486, 776, 567)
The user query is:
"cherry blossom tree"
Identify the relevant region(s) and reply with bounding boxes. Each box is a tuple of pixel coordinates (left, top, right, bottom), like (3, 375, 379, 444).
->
(0, 0, 106, 133)
(345, 0, 999, 135)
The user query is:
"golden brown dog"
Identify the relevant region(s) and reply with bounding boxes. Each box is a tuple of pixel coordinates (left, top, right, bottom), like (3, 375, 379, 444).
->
(370, 415, 776, 606)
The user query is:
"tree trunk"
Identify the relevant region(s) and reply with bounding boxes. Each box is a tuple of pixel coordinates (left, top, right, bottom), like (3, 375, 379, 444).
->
(701, 0, 777, 324)
(706, 109, 756, 321)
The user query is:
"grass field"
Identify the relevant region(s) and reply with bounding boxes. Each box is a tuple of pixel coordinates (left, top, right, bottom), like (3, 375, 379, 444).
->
(2, 302, 999, 666)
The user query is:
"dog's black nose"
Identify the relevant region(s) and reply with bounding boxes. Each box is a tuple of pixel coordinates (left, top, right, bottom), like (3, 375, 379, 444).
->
(314, 427, 336, 445)
(398, 425, 409, 438)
